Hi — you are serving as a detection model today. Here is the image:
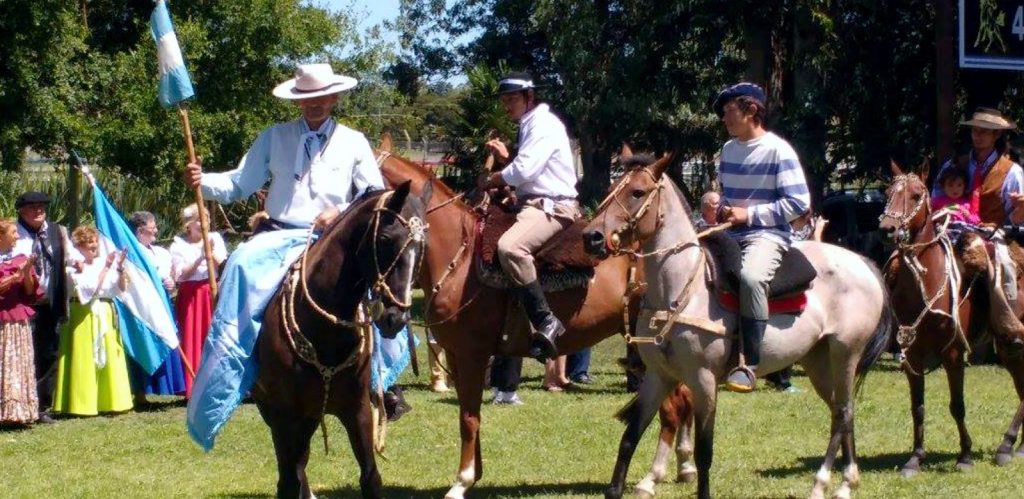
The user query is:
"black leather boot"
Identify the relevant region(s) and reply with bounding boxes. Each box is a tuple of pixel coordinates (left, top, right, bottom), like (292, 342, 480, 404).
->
(383, 386, 412, 422)
(725, 317, 766, 393)
(518, 280, 565, 362)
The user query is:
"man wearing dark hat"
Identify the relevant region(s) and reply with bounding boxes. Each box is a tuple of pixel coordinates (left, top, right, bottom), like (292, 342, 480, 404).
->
(712, 82, 811, 393)
(480, 71, 580, 361)
(935, 108, 1023, 300)
(13, 191, 70, 423)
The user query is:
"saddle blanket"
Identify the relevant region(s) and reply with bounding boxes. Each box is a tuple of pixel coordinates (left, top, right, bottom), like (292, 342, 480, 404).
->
(186, 229, 414, 451)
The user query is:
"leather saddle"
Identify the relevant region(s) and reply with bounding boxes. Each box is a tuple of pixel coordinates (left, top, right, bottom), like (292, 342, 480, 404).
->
(476, 203, 597, 291)
(701, 230, 817, 315)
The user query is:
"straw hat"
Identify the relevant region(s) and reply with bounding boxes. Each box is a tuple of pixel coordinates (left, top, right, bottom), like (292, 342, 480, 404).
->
(959, 107, 1017, 130)
(272, 63, 357, 100)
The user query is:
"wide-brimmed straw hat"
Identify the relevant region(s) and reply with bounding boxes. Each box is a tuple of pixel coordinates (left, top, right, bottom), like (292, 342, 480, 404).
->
(959, 107, 1017, 130)
(272, 63, 357, 100)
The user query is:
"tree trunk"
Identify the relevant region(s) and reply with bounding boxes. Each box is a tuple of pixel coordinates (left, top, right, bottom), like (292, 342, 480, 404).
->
(936, 0, 955, 163)
(578, 129, 612, 207)
(791, 4, 827, 207)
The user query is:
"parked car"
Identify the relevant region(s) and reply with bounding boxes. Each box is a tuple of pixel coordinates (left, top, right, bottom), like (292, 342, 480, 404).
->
(819, 189, 891, 267)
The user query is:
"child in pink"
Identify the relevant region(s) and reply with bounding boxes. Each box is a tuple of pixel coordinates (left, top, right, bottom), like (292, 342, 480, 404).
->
(931, 167, 981, 225)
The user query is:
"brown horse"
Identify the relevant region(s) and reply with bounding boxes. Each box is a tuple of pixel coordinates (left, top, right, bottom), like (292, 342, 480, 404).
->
(879, 161, 1024, 476)
(375, 145, 695, 498)
(252, 181, 432, 499)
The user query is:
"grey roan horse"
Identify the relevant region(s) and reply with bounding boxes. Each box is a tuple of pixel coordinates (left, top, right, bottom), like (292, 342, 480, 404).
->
(582, 154, 894, 499)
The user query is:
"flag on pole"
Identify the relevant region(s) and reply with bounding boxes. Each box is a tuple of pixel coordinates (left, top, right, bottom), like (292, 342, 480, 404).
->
(150, 0, 195, 108)
(86, 171, 180, 374)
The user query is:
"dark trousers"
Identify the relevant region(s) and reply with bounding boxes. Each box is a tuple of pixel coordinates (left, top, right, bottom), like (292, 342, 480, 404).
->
(490, 355, 522, 392)
(765, 366, 792, 388)
(567, 347, 591, 380)
(32, 303, 61, 412)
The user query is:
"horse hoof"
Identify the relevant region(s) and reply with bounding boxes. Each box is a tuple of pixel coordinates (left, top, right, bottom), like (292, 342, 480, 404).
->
(677, 469, 697, 483)
(995, 452, 1014, 466)
(604, 487, 624, 499)
(900, 467, 919, 479)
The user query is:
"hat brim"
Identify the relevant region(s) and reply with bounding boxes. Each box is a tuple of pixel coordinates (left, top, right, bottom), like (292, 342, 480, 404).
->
(494, 84, 546, 97)
(958, 118, 1016, 130)
(272, 75, 358, 100)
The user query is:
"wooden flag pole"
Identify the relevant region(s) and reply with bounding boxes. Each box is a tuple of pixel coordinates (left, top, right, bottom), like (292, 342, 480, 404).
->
(178, 105, 219, 300)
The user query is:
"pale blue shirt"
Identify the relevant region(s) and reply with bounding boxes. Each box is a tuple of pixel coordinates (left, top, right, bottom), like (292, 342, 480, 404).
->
(200, 118, 385, 227)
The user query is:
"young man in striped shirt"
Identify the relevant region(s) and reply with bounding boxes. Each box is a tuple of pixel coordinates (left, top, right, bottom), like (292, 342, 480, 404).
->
(712, 83, 811, 393)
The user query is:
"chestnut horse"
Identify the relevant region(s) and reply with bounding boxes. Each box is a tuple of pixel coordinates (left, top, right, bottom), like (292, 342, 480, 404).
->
(583, 154, 894, 499)
(252, 181, 432, 499)
(879, 162, 1024, 476)
(375, 146, 695, 499)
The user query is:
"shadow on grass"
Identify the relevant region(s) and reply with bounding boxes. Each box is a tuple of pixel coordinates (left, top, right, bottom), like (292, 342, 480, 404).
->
(221, 481, 609, 498)
(133, 397, 188, 413)
(757, 451, 985, 478)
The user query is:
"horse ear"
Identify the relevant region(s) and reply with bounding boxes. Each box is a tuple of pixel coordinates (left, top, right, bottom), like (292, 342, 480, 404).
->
(649, 152, 677, 178)
(380, 132, 393, 153)
(620, 143, 633, 160)
(917, 155, 931, 184)
(889, 159, 904, 177)
(388, 180, 412, 212)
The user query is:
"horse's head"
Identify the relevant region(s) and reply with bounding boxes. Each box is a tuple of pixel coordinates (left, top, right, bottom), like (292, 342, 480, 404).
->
(360, 180, 433, 337)
(878, 158, 931, 243)
(583, 148, 675, 258)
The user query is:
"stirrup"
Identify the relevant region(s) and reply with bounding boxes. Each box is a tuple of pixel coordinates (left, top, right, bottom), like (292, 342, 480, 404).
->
(724, 365, 757, 393)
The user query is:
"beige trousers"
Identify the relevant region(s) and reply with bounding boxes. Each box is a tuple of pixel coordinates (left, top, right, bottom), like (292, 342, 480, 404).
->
(497, 200, 578, 286)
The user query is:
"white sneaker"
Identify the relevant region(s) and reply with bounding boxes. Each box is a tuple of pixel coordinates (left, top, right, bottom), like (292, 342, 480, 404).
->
(497, 391, 524, 406)
(491, 389, 506, 404)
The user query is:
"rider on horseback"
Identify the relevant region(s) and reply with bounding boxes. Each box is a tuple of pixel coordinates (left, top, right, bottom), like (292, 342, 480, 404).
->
(480, 72, 580, 361)
(712, 82, 812, 393)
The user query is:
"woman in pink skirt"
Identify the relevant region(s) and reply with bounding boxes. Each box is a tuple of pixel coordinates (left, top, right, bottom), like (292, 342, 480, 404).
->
(169, 204, 227, 398)
(0, 218, 42, 425)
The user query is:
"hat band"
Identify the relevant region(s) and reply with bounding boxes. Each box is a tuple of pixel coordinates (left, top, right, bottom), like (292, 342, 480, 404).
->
(292, 81, 343, 94)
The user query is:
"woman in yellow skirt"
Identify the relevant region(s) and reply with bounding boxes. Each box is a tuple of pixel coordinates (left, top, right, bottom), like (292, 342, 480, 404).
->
(52, 226, 133, 416)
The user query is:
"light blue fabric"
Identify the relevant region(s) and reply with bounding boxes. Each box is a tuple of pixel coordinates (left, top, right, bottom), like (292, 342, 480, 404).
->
(372, 326, 418, 393)
(150, 0, 195, 108)
(186, 229, 310, 451)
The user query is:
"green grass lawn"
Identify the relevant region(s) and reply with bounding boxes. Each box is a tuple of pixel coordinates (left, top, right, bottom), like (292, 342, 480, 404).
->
(3, 332, 1024, 498)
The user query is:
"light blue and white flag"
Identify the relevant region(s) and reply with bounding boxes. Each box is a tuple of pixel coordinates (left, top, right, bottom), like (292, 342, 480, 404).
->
(87, 173, 179, 374)
(150, 0, 195, 108)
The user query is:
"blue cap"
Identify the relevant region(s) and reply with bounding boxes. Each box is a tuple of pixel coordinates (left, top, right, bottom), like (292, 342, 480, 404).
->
(712, 82, 766, 117)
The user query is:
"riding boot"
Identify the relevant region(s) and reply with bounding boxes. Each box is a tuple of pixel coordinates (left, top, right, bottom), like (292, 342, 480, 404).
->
(517, 280, 565, 362)
(725, 317, 766, 393)
(383, 385, 412, 422)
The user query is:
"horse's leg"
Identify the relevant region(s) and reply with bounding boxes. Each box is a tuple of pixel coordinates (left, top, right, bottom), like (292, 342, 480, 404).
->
(444, 351, 486, 499)
(995, 355, 1024, 464)
(942, 349, 974, 470)
(636, 386, 683, 494)
(831, 359, 860, 499)
(674, 385, 697, 483)
(689, 371, 718, 499)
(257, 402, 320, 499)
(337, 393, 382, 499)
(800, 348, 843, 499)
(606, 371, 673, 499)
(901, 367, 927, 478)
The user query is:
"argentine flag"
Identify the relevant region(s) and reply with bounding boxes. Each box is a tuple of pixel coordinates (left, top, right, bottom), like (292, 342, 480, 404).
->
(88, 174, 180, 374)
(150, 0, 194, 108)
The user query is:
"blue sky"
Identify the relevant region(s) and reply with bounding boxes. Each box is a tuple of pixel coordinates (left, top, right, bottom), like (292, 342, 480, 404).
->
(327, 0, 401, 47)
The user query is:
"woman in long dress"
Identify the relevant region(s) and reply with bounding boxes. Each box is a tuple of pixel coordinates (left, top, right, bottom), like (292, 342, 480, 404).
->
(0, 218, 42, 425)
(169, 204, 227, 398)
(52, 226, 133, 416)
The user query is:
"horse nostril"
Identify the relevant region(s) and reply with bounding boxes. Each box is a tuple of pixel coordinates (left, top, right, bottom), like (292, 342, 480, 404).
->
(881, 225, 896, 234)
(583, 231, 606, 254)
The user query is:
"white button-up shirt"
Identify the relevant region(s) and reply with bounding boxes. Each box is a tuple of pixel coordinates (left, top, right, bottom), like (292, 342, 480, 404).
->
(500, 103, 578, 199)
(200, 118, 386, 227)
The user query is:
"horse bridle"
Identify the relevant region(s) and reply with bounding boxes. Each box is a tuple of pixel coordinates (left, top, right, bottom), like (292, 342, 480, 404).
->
(366, 190, 429, 314)
(879, 173, 929, 245)
(595, 167, 664, 255)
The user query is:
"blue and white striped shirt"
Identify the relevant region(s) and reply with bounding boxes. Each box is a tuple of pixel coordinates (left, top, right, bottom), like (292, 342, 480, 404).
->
(719, 132, 811, 242)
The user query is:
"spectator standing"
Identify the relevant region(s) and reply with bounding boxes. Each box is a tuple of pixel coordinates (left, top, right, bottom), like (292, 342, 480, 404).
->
(0, 219, 42, 425)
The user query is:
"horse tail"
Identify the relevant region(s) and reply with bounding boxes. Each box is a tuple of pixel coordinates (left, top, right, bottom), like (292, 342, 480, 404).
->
(854, 257, 896, 394)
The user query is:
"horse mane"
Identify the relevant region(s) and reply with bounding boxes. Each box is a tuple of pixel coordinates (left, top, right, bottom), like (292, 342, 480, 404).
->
(380, 153, 467, 211)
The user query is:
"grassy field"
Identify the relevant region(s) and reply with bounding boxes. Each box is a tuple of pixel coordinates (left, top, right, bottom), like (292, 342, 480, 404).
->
(3, 331, 1024, 498)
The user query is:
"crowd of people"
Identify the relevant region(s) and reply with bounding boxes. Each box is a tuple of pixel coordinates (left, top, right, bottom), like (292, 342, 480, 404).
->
(0, 194, 227, 427)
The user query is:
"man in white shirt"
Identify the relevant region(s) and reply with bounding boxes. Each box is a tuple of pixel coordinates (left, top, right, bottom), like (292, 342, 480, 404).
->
(481, 72, 580, 361)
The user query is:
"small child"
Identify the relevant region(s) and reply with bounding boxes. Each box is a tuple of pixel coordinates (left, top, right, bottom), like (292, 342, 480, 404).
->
(931, 167, 981, 225)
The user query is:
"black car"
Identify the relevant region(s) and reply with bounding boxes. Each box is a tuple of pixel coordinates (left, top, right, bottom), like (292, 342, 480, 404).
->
(819, 189, 891, 267)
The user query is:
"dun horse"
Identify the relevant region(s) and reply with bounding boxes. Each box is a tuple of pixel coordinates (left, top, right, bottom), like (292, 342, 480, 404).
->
(582, 154, 893, 499)
(252, 181, 431, 499)
(879, 161, 1024, 476)
(375, 144, 696, 499)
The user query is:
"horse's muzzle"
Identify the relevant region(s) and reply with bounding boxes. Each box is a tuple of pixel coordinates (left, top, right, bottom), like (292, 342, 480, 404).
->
(375, 307, 409, 338)
(583, 230, 609, 258)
